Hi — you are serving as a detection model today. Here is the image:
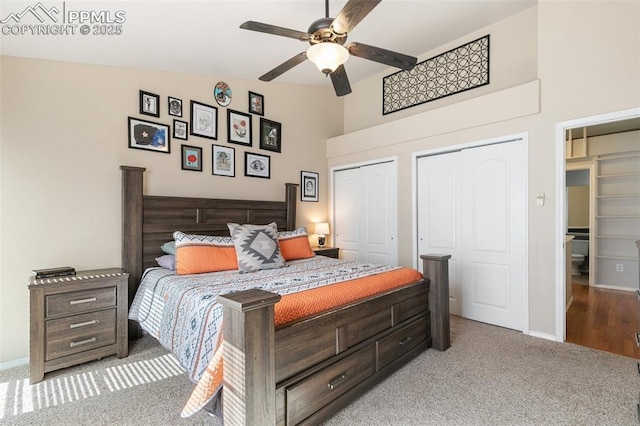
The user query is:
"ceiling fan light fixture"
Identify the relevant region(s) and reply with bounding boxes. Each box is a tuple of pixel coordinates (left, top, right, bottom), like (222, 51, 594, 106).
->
(307, 42, 349, 75)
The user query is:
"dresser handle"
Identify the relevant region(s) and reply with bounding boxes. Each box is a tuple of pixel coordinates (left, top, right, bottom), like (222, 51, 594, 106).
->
(69, 319, 98, 329)
(70, 297, 97, 305)
(399, 336, 414, 346)
(328, 373, 347, 390)
(70, 337, 97, 348)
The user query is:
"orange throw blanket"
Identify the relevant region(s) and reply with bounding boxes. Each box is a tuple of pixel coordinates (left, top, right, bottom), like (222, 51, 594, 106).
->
(181, 267, 423, 417)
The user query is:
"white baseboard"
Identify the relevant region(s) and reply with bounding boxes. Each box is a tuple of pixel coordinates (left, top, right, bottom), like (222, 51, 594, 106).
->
(565, 296, 573, 312)
(526, 330, 559, 342)
(593, 283, 635, 292)
(0, 357, 28, 371)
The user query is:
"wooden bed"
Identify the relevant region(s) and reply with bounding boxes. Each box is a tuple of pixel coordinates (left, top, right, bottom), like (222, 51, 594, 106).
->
(121, 165, 451, 425)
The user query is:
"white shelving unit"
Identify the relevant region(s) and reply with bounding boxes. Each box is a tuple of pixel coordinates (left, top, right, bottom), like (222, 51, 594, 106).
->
(595, 151, 640, 289)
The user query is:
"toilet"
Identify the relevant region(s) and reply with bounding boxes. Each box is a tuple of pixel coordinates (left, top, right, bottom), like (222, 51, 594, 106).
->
(571, 253, 585, 275)
(571, 239, 589, 276)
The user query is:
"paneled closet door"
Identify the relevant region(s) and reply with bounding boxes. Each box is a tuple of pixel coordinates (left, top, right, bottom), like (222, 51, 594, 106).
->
(333, 161, 398, 265)
(417, 140, 525, 331)
(417, 152, 462, 316)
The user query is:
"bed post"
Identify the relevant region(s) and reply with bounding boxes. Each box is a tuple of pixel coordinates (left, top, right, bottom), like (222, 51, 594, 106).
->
(120, 165, 145, 339)
(218, 289, 281, 425)
(421, 254, 451, 351)
(285, 183, 298, 231)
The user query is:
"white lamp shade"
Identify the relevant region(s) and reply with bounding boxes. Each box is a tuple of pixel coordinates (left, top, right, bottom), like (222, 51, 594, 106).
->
(314, 222, 330, 235)
(307, 43, 349, 74)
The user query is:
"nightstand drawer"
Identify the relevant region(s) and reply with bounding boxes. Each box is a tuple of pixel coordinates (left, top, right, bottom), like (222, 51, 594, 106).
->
(45, 320, 115, 361)
(46, 309, 115, 337)
(46, 287, 116, 317)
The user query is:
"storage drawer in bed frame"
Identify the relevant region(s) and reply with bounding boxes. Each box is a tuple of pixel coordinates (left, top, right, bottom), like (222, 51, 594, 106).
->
(274, 282, 430, 425)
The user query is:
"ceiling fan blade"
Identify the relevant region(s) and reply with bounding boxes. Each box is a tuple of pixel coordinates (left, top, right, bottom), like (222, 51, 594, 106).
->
(330, 65, 352, 96)
(259, 52, 308, 81)
(331, 0, 381, 35)
(347, 42, 417, 70)
(240, 21, 311, 41)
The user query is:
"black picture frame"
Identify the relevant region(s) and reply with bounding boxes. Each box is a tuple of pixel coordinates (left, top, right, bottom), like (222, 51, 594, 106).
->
(173, 120, 188, 140)
(212, 144, 235, 177)
(181, 144, 203, 172)
(244, 152, 270, 179)
(227, 109, 252, 146)
(127, 117, 170, 154)
(140, 90, 160, 117)
(168, 96, 182, 117)
(259, 118, 281, 153)
(248, 91, 264, 116)
(301, 171, 319, 202)
(190, 100, 218, 140)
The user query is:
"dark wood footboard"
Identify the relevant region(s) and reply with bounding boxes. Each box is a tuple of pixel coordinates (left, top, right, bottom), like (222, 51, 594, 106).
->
(219, 254, 451, 425)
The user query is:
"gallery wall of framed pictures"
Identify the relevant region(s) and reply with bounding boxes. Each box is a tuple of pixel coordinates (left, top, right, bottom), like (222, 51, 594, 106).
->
(127, 83, 323, 199)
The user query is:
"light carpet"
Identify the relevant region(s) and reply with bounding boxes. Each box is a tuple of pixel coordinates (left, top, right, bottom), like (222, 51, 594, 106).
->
(1, 316, 637, 425)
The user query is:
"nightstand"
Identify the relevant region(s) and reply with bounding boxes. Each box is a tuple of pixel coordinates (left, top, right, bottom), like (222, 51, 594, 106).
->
(313, 247, 340, 259)
(28, 268, 129, 384)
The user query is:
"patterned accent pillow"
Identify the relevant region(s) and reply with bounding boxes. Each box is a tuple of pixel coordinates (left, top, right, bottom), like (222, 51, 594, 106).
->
(278, 227, 315, 261)
(173, 231, 238, 275)
(227, 222, 286, 273)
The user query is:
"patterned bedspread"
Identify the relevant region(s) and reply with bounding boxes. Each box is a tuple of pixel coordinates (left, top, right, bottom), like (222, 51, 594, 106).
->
(128, 256, 400, 384)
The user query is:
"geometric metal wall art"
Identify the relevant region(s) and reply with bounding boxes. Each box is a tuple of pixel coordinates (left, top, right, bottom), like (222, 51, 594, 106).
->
(383, 35, 490, 115)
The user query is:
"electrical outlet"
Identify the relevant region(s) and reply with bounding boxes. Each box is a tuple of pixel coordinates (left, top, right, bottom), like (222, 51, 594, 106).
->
(616, 264, 624, 272)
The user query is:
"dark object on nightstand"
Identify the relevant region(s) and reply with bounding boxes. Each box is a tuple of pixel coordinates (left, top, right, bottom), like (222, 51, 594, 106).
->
(313, 247, 340, 259)
(28, 268, 129, 384)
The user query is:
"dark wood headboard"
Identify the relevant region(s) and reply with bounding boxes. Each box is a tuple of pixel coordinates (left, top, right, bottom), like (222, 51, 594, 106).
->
(120, 165, 298, 310)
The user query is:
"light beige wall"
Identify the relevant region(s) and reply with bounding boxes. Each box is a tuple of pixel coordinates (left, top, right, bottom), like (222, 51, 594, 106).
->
(0, 56, 343, 365)
(567, 186, 589, 227)
(343, 6, 538, 134)
(328, 1, 639, 337)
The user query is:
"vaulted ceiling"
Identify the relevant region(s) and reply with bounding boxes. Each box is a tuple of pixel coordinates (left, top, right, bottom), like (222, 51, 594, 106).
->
(1, 0, 537, 90)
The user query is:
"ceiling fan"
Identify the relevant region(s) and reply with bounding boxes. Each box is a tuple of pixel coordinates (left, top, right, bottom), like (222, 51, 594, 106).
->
(239, 0, 418, 96)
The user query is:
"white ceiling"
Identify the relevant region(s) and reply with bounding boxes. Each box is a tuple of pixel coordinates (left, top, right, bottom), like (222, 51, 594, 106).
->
(0, 0, 537, 90)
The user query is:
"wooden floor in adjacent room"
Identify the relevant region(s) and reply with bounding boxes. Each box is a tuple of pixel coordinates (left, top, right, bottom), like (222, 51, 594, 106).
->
(566, 275, 640, 359)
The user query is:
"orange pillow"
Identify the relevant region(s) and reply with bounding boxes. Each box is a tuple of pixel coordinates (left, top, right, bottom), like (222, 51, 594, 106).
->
(173, 231, 238, 275)
(278, 227, 315, 261)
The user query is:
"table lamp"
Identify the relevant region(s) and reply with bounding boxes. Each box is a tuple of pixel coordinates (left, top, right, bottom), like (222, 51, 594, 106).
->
(314, 222, 330, 248)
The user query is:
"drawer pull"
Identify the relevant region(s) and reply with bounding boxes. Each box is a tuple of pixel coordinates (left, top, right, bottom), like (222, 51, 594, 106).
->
(69, 319, 98, 329)
(328, 373, 348, 390)
(636, 333, 640, 348)
(398, 336, 414, 346)
(70, 297, 97, 305)
(69, 337, 96, 348)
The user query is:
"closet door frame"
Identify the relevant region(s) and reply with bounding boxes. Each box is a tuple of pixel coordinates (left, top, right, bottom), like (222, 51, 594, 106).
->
(330, 157, 398, 265)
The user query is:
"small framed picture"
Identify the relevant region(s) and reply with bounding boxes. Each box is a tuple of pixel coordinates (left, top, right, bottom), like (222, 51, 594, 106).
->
(128, 117, 170, 154)
(140, 90, 160, 117)
(227, 109, 252, 146)
(190, 100, 218, 140)
(168, 96, 182, 117)
(248, 91, 264, 116)
(260, 118, 281, 153)
(245, 152, 270, 179)
(301, 171, 319, 202)
(181, 144, 203, 172)
(214, 81, 232, 107)
(212, 144, 235, 177)
(173, 120, 188, 140)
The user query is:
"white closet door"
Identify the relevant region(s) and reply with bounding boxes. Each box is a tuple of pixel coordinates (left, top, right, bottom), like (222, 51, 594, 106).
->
(417, 153, 462, 315)
(459, 142, 525, 330)
(417, 140, 525, 330)
(334, 168, 360, 261)
(334, 161, 398, 265)
(361, 162, 397, 265)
